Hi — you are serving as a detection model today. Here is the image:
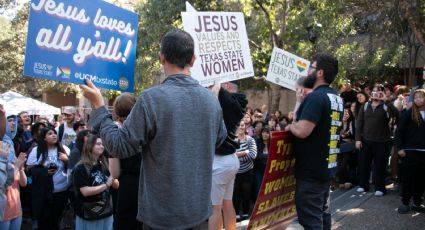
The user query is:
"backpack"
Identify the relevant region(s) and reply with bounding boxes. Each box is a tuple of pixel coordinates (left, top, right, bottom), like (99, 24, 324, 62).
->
(58, 124, 64, 143)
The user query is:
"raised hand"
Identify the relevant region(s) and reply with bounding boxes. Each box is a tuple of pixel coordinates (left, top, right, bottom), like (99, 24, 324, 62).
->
(79, 79, 105, 109)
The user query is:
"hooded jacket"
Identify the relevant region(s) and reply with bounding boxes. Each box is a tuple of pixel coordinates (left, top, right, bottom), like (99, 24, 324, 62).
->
(3, 115, 17, 163)
(215, 88, 248, 155)
(0, 114, 16, 220)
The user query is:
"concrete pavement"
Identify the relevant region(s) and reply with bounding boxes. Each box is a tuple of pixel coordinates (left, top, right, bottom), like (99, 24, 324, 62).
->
(237, 184, 425, 230)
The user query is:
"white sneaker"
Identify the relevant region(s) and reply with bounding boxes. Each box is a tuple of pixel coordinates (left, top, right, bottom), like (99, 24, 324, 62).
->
(374, 191, 384, 196)
(356, 187, 365, 193)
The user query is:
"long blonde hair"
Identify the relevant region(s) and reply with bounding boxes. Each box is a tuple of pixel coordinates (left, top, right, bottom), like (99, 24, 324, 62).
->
(412, 89, 425, 126)
(78, 134, 108, 171)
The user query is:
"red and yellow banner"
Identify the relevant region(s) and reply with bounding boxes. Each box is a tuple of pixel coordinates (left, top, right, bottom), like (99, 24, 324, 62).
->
(247, 131, 297, 230)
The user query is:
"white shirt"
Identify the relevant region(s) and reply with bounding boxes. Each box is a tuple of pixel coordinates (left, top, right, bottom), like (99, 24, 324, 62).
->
(27, 146, 70, 193)
(420, 111, 425, 120)
(56, 124, 76, 147)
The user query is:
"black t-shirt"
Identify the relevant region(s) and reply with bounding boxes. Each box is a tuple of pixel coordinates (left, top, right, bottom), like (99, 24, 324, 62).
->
(295, 85, 344, 182)
(73, 163, 112, 220)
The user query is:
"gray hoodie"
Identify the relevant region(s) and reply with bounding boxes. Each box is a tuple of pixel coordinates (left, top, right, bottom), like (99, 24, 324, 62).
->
(90, 75, 227, 229)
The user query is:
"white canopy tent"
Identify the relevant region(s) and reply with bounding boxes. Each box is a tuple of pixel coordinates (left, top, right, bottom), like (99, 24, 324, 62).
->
(0, 91, 61, 115)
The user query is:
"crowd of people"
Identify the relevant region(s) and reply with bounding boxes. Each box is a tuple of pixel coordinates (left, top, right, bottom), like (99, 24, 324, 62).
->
(0, 29, 423, 230)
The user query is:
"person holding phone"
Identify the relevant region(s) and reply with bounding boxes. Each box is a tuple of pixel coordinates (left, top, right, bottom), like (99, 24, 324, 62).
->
(26, 127, 70, 229)
(355, 84, 399, 196)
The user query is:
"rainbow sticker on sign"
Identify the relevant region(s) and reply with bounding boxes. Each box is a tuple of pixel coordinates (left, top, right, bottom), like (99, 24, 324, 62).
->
(56, 67, 71, 79)
(296, 60, 307, 73)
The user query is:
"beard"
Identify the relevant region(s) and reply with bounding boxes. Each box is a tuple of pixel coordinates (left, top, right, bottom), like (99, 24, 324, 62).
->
(303, 71, 317, 89)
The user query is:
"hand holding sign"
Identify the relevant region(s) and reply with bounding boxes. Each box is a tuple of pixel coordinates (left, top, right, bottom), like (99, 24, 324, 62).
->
(80, 80, 105, 109)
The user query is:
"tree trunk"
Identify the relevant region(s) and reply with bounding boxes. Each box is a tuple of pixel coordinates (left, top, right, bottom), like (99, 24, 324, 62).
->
(255, 0, 287, 111)
(269, 84, 281, 113)
(400, 0, 425, 47)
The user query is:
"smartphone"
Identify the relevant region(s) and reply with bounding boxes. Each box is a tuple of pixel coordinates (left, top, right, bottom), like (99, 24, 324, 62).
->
(371, 92, 379, 98)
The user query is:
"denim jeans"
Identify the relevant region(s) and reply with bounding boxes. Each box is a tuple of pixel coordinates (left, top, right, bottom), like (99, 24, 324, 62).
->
(75, 215, 113, 230)
(295, 179, 331, 230)
(0, 216, 22, 230)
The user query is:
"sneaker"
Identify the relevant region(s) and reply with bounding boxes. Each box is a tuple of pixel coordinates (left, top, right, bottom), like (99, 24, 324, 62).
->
(374, 191, 384, 196)
(236, 215, 241, 222)
(398, 204, 410, 214)
(411, 204, 425, 213)
(242, 214, 249, 220)
(356, 187, 365, 193)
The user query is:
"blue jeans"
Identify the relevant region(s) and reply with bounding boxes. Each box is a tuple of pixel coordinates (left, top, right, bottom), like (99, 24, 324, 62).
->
(0, 216, 22, 230)
(75, 215, 113, 230)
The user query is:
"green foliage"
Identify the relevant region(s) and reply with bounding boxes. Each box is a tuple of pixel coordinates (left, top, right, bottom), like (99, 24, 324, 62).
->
(0, 2, 80, 97)
(0, 0, 420, 98)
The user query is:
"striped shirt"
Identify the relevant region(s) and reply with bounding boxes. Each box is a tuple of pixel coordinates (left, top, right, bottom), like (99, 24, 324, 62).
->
(235, 136, 257, 173)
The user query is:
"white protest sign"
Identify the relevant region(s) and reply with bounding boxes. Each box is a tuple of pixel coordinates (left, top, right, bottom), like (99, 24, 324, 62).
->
(265, 47, 310, 91)
(185, 1, 197, 12)
(182, 12, 254, 86)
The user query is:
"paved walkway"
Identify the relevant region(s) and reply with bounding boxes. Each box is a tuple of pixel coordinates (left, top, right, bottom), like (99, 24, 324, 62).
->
(333, 188, 425, 230)
(237, 184, 425, 230)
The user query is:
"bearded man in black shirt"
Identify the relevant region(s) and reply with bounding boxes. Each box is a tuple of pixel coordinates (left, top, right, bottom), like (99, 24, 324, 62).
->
(285, 53, 343, 230)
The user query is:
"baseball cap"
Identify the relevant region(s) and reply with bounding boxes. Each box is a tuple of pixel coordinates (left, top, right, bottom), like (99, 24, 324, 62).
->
(62, 106, 77, 115)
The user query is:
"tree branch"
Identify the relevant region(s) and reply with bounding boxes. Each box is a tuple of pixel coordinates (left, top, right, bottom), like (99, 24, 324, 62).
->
(255, 0, 282, 47)
(248, 39, 261, 49)
(399, 0, 425, 47)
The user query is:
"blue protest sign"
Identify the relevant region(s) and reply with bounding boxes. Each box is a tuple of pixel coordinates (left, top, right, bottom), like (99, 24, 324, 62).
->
(23, 0, 138, 92)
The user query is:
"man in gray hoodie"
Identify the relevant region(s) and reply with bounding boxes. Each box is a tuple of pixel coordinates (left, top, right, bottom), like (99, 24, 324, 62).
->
(80, 29, 227, 229)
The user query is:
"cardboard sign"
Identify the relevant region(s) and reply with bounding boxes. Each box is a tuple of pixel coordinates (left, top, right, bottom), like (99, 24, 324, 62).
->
(266, 47, 310, 91)
(247, 131, 297, 230)
(23, 0, 138, 92)
(182, 11, 254, 86)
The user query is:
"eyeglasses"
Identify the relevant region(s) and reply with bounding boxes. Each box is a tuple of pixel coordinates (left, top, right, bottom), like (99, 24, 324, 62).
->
(309, 64, 317, 70)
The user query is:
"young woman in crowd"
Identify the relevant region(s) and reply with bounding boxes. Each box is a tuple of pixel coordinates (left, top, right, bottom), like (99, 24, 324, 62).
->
(73, 135, 114, 229)
(109, 92, 143, 229)
(274, 110, 283, 122)
(354, 91, 369, 117)
(287, 111, 295, 123)
(252, 121, 265, 139)
(267, 115, 279, 131)
(242, 113, 255, 137)
(336, 103, 356, 189)
(26, 127, 70, 229)
(279, 115, 290, 128)
(0, 152, 27, 230)
(233, 120, 257, 221)
(253, 126, 271, 198)
(395, 89, 425, 214)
